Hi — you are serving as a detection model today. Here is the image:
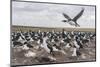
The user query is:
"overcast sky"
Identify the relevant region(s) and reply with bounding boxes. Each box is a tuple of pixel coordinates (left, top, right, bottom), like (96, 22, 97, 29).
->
(12, 1, 95, 28)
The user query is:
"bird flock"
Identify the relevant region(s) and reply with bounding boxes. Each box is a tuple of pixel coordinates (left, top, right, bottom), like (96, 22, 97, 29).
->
(11, 29, 95, 62)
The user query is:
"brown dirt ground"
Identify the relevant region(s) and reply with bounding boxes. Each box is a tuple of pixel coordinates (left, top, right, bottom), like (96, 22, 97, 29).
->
(11, 39, 96, 66)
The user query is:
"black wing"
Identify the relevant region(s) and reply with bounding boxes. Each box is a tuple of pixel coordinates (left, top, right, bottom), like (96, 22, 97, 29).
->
(73, 8, 84, 22)
(63, 13, 72, 21)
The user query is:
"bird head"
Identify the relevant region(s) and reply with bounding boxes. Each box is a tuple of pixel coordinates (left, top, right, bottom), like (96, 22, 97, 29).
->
(62, 20, 67, 23)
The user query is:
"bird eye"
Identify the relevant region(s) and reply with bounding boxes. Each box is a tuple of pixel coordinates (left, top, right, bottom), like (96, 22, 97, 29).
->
(62, 20, 67, 22)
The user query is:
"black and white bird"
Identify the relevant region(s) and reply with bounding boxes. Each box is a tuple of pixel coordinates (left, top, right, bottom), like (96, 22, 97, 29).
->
(62, 8, 84, 27)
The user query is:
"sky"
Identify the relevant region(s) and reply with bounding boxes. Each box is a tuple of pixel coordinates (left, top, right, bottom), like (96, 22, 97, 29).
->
(12, 1, 95, 28)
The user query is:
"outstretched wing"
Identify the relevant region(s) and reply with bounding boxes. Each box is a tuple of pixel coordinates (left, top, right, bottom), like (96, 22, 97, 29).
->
(62, 13, 72, 21)
(73, 8, 84, 22)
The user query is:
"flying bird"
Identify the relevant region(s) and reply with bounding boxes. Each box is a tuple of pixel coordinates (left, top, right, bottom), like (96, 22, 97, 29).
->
(62, 8, 84, 27)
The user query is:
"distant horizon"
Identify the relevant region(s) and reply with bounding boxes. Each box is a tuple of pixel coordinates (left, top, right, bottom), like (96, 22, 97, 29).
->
(12, 25, 96, 29)
(12, 25, 95, 32)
